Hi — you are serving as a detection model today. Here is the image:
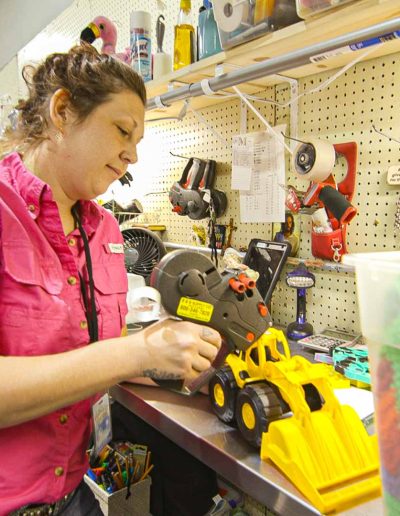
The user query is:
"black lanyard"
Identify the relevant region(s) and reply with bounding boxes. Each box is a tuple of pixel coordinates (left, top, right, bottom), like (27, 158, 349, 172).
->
(71, 204, 98, 343)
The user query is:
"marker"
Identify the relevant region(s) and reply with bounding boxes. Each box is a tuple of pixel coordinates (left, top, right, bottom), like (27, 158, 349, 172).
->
(86, 469, 97, 482)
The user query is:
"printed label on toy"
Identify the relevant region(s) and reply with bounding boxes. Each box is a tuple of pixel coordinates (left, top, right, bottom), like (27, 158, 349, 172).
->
(177, 297, 214, 322)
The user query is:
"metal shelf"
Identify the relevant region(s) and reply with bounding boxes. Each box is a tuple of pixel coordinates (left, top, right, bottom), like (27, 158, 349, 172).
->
(164, 242, 355, 273)
(145, 0, 400, 120)
(111, 383, 383, 516)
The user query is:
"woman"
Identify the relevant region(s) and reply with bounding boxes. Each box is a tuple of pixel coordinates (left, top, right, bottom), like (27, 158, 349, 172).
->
(0, 45, 221, 515)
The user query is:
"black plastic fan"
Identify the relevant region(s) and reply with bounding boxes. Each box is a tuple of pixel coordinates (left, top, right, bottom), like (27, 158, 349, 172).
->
(122, 228, 166, 283)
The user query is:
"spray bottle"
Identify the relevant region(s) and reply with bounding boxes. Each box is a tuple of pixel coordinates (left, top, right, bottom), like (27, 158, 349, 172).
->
(130, 11, 152, 82)
(198, 0, 222, 60)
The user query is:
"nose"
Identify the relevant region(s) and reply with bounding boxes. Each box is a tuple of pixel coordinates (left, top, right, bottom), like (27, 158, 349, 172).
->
(121, 143, 138, 166)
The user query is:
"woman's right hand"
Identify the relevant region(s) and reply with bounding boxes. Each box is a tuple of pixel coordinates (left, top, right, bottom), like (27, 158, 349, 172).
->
(131, 318, 221, 382)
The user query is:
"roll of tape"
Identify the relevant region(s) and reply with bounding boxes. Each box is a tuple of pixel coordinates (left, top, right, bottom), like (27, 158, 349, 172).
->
(127, 286, 162, 323)
(153, 52, 172, 80)
(213, 0, 249, 33)
(293, 138, 336, 182)
(311, 207, 332, 230)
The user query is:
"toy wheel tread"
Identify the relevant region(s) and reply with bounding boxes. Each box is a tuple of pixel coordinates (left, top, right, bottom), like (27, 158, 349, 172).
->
(236, 383, 283, 448)
(209, 366, 238, 423)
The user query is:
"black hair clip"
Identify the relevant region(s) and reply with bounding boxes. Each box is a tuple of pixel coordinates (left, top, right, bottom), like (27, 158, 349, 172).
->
(119, 171, 133, 186)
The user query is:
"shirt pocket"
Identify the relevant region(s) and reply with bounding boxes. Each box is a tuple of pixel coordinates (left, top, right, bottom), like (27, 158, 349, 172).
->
(2, 241, 63, 294)
(0, 244, 67, 355)
(93, 261, 128, 340)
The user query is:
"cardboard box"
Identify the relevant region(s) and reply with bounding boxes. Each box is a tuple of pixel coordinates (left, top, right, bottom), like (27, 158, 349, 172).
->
(84, 474, 151, 516)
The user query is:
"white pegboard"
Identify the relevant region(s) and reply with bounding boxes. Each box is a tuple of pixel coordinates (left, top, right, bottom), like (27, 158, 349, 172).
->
(271, 52, 400, 333)
(16, 0, 203, 93)
(130, 95, 277, 247)
(133, 51, 400, 335)
(1, 0, 400, 335)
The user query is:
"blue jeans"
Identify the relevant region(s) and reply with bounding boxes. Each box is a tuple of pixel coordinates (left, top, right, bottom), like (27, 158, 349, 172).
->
(10, 480, 102, 516)
(60, 480, 103, 516)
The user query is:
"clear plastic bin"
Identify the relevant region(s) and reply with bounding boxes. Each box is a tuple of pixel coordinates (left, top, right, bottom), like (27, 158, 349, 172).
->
(344, 251, 400, 515)
(213, 0, 300, 50)
(296, 0, 356, 19)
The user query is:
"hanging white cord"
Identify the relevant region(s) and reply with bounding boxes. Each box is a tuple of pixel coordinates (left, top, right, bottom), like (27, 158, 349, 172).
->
(199, 46, 377, 108)
(243, 46, 378, 107)
(233, 86, 293, 154)
(187, 104, 230, 148)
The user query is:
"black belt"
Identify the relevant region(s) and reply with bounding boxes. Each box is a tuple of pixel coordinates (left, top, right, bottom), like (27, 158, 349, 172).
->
(9, 486, 77, 516)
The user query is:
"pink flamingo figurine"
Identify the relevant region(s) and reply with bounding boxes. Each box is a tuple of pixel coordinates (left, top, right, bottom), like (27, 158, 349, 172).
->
(80, 16, 131, 64)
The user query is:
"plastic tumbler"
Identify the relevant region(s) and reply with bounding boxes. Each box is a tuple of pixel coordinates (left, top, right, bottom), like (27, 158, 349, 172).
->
(344, 251, 400, 515)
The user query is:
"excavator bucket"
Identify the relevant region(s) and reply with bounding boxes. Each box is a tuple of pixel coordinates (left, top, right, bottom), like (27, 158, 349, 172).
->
(260, 393, 381, 514)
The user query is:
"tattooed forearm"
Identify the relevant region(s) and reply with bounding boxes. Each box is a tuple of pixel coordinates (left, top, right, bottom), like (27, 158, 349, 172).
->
(142, 369, 182, 380)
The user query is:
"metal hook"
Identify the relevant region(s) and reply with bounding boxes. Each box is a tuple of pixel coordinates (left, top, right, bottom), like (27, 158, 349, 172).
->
(281, 133, 309, 145)
(169, 151, 192, 160)
(372, 124, 400, 145)
(146, 100, 189, 124)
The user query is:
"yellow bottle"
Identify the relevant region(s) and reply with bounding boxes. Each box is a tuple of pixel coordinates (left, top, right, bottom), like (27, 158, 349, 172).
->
(174, 0, 195, 71)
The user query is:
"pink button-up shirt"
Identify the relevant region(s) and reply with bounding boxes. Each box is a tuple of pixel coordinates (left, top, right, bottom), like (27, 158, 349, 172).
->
(0, 152, 128, 514)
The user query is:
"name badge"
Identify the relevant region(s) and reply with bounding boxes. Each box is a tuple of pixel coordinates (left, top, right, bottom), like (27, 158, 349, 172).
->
(108, 243, 124, 253)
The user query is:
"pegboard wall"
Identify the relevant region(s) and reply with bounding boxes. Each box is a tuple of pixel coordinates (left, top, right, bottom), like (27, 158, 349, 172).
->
(132, 50, 400, 335)
(15, 0, 203, 95)
(0, 0, 399, 338)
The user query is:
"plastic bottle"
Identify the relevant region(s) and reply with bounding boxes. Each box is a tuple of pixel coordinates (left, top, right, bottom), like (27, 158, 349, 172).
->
(198, 0, 222, 60)
(130, 11, 152, 82)
(174, 0, 195, 71)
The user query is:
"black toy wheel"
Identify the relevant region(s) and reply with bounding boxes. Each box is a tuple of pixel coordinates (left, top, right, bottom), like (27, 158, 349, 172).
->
(209, 366, 238, 423)
(235, 383, 283, 448)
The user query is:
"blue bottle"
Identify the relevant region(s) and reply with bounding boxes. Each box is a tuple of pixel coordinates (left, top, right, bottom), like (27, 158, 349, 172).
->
(198, 0, 222, 60)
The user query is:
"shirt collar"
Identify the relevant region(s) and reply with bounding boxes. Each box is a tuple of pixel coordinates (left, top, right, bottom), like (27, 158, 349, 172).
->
(3, 152, 48, 215)
(78, 199, 103, 236)
(2, 152, 103, 233)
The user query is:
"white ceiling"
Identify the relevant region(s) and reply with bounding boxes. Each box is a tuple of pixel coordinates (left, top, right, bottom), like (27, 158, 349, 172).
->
(0, 0, 74, 71)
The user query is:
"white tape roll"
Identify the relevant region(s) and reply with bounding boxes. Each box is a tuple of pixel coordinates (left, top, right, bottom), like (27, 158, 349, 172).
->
(311, 207, 332, 230)
(293, 138, 336, 182)
(213, 0, 249, 33)
(126, 286, 162, 323)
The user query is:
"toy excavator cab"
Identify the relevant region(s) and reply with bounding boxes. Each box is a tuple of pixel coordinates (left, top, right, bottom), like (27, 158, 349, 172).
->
(262, 328, 291, 362)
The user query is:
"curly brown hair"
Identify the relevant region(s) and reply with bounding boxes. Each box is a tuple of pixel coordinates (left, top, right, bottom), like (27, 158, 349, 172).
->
(1, 43, 146, 155)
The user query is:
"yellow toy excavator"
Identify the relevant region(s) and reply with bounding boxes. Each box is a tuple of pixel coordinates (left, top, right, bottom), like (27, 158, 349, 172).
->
(209, 328, 381, 514)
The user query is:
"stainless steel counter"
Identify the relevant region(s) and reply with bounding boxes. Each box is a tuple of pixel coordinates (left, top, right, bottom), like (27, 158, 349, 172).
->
(110, 383, 383, 516)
